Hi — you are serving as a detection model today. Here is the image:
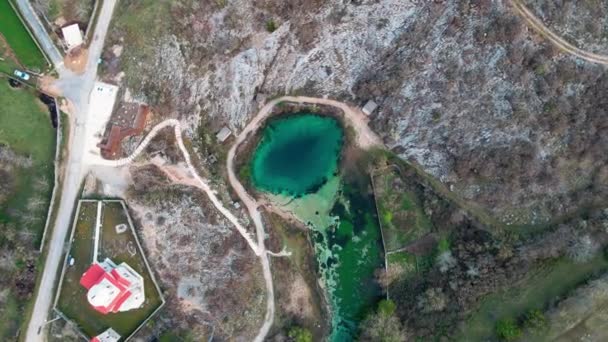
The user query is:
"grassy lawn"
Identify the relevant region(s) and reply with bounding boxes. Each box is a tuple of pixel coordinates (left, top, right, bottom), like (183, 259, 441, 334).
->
(56, 200, 163, 339)
(0, 1, 47, 71)
(0, 78, 56, 244)
(373, 169, 433, 252)
(456, 255, 608, 341)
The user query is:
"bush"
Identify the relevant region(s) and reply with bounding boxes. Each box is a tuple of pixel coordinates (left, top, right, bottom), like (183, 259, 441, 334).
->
(265, 19, 278, 32)
(496, 318, 522, 341)
(523, 309, 547, 332)
(288, 326, 312, 342)
(377, 299, 396, 316)
(359, 299, 409, 342)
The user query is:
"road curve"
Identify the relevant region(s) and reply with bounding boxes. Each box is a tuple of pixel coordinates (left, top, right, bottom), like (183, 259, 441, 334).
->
(511, 0, 608, 65)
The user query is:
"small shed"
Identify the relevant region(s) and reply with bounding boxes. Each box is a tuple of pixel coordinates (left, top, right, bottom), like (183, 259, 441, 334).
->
(362, 100, 378, 116)
(91, 327, 121, 342)
(61, 24, 83, 50)
(216, 126, 232, 143)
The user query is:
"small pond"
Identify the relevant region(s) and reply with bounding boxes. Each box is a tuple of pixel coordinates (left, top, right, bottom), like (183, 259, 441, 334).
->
(250, 113, 384, 341)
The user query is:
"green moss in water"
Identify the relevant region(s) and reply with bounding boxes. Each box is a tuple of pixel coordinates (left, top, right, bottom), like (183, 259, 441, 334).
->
(249, 113, 384, 341)
(251, 113, 343, 196)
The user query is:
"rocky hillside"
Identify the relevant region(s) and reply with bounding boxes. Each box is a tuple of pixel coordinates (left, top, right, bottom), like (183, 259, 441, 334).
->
(524, 0, 608, 54)
(104, 0, 608, 229)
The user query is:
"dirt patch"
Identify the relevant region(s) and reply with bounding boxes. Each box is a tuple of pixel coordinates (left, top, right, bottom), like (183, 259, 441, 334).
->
(0, 33, 21, 67)
(64, 47, 88, 74)
(265, 212, 328, 340)
(39, 75, 62, 97)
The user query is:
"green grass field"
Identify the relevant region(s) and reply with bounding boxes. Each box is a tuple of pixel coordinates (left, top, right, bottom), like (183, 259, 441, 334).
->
(0, 79, 55, 243)
(373, 169, 433, 252)
(57, 201, 163, 338)
(0, 1, 47, 70)
(457, 256, 608, 341)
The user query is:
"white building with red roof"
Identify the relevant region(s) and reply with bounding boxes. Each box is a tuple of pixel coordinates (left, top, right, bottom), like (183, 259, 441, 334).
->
(80, 258, 145, 314)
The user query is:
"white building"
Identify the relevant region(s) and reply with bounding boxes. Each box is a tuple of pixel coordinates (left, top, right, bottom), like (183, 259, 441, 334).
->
(362, 100, 378, 116)
(61, 24, 84, 50)
(80, 258, 145, 314)
(216, 126, 232, 142)
(91, 328, 121, 342)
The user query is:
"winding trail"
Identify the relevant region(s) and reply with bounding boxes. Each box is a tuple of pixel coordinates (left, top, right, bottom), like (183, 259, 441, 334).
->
(511, 0, 608, 65)
(94, 119, 261, 255)
(226, 96, 382, 341)
(93, 95, 381, 341)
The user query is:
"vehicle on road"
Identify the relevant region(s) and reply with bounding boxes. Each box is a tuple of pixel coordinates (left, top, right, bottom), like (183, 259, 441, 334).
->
(13, 69, 30, 81)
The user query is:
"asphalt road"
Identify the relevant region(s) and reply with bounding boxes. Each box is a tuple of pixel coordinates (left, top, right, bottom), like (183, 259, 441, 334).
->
(14, 0, 63, 67)
(23, 1, 118, 341)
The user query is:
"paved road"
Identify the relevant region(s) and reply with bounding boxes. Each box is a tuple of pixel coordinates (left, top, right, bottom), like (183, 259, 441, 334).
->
(24, 1, 118, 341)
(511, 0, 608, 65)
(14, 0, 63, 67)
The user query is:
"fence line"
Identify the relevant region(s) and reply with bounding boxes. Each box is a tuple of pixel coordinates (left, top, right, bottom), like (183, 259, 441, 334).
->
(39, 101, 63, 252)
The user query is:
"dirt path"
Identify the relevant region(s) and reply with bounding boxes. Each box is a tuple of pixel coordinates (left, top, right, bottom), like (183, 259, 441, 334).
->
(226, 95, 383, 341)
(94, 119, 262, 255)
(511, 0, 608, 65)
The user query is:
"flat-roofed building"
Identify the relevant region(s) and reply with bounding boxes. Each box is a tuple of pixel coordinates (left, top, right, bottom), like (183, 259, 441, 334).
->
(61, 24, 84, 50)
(216, 126, 232, 143)
(362, 100, 378, 116)
(91, 328, 120, 342)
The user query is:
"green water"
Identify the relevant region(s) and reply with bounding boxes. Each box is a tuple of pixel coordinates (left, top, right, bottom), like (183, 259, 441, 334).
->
(317, 180, 385, 341)
(251, 114, 343, 196)
(250, 113, 384, 340)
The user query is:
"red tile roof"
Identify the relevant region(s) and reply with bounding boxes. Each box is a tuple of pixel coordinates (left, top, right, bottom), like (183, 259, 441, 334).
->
(80, 263, 106, 290)
(80, 263, 137, 314)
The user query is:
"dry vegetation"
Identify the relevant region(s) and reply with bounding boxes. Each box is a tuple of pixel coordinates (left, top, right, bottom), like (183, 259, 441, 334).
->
(125, 164, 266, 340)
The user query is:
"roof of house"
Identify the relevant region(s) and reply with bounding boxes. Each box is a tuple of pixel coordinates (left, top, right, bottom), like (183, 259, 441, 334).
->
(61, 24, 83, 50)
(362, 100, 378, 115)
(80, 259, 145, 314)
(91, 328, 121, 342)
(216, 126, 232, 142)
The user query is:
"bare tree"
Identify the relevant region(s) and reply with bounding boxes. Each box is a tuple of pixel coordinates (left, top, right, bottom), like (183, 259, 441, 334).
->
(436, 251, 457, 273)
(27, 196, 46, 212)
(566, 234, 598, 263)
(35, 177, 50, 192)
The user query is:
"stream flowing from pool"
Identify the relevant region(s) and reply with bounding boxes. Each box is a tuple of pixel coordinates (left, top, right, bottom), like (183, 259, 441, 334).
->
(250, 113, 384, 341)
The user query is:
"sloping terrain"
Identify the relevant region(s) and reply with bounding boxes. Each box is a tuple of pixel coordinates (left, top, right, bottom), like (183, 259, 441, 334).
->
(523, 0, 608, 55)
(126, 164, 266, 340)
(98, 0, 608, 339)
(103, 0, 608, 229)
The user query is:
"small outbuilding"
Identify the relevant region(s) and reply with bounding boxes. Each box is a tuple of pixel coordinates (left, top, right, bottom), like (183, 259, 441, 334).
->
(216, 126, 232, 143)
(91, 328, 121, 342)
(61, 24, 84, 50)
(362, 100, 378, 116)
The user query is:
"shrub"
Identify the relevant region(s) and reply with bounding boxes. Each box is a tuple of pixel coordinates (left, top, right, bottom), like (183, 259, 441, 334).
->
(265, 19, 278, 32)
(377, 299, 397, 316)
(359, 300, 409, 342)
(496, 318, 522, 341)
(523, 309, 547, 332)
(288, 326, 312, 342)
